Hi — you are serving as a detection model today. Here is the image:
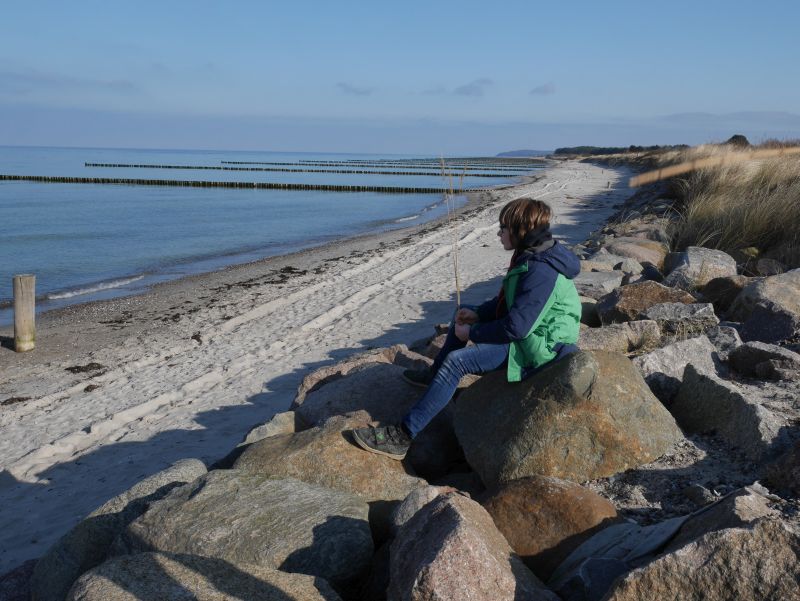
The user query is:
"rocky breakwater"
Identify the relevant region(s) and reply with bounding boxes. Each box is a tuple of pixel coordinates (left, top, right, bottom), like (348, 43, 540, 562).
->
(22, 182, 800, 600)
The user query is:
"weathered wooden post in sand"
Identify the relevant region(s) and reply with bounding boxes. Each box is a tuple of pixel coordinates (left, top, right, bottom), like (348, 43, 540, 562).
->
(13, 274, 35, 352)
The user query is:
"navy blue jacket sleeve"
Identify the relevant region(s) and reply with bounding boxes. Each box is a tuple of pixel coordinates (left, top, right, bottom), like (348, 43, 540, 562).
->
(468, 260, 559, 344)
(475, 295, 499, 322)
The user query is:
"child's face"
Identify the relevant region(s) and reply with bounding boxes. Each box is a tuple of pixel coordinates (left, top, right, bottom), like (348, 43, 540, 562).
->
(498, 224, 514, 251)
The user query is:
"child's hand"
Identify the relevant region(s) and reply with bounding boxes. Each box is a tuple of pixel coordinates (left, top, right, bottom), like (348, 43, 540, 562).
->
(455, 323, 471, 342)
(455, 308, 478, 325)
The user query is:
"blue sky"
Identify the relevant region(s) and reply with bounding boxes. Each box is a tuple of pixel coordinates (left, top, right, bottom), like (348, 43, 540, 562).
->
(1, 1, 799, 154)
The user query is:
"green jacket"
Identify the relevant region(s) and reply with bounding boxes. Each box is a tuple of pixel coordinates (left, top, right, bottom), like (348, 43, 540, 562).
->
(469, 241, 582, 382)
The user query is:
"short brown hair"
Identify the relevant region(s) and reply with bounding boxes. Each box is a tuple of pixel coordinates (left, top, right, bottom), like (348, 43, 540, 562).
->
(499, 197, 551, 249)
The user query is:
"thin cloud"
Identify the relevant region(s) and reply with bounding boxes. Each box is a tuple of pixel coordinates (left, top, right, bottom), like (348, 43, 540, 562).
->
(0, 68, 137, 95)
(336, 82, 374, 96)
(530, 82, 555, 95)
(454, 78, 492, 97)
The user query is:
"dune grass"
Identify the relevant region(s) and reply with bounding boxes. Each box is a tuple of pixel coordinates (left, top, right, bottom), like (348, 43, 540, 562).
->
(653, 143, 800, 269)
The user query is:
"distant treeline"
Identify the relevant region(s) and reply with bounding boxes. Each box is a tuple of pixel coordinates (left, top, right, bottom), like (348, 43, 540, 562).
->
(553, 144, 690, 156)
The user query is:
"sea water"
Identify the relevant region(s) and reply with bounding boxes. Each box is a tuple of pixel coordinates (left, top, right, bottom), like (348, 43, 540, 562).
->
(0, 146, 542, 323)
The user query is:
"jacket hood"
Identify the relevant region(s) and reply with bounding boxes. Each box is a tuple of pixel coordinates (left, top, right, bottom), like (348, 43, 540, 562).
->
(516, 226, 580, 279)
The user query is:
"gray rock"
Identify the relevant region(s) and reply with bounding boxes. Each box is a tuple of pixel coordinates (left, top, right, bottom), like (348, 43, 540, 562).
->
(603, 237, 670, 270)
(729, 341, 800, 378)
(704, 325, 742, 360)
(118, 472, 373, 591)
(579, 296, 601, 327)
(639, 302, 719, 335)
(581, 249, 642, 274)
(66, 552, 342, 600)
(666, 484, 778, 552)
(548, 485, 778, 601)
(390, 486, 457, 537)
(671, 365, 790, 461)
(728, 268, 800, 321)
(755, 257, 785, 276)
(662, 247, 738, 290)
(702, 275, 752, 314)
(603, 519, 800, 601)
(632, 335, 720, 404)
(573, 271, 624, 300)
(596, 281, 695, 325)
(292, 344, 431, 406)
(388, 493, 558, 601)
(233, 415, 425, 504)
(240, 411, 304, 446)
(291, 363, 423, 427)
(739, 299, 800, 344)
(579, 321, 661, 354)
(453, 351, 683, 488)
(548, 517, 689, 601)
(31, 458, 207, 601)
(682, 484, 716, 507)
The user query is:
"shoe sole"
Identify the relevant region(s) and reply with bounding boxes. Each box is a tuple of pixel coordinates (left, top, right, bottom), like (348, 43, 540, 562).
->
(402, 374, 430, 389)
(351, 429, 407, 460)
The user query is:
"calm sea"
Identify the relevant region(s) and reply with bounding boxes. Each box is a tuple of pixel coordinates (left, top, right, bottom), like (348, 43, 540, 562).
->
(0, 146, 542, 324)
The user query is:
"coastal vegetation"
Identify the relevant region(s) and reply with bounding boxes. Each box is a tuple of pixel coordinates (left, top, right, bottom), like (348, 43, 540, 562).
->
(658, 142, 800, 269)
(581, 138, 800, 270)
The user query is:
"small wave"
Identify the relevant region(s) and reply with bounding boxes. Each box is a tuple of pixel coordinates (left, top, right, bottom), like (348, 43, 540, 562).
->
(394, 214, 420, 223)
(47, 275, 145, 300)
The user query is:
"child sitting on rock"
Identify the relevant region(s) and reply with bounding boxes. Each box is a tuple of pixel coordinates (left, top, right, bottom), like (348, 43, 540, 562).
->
(352, 197, 582, 460)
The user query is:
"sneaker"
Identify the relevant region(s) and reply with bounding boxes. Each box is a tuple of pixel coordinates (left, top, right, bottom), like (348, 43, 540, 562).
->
(351, 425, 412, 460)
(402, 368, 433, 388)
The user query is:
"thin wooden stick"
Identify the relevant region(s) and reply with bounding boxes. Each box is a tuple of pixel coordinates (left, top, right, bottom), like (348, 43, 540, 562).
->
(441, 157, 462, 307)
(629, 146, 800, 187)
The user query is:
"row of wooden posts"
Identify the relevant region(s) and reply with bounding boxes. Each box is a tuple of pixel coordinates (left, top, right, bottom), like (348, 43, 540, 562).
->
(0, 175, 470, 194)
(84, 163, 516, 178)
(12, 274, 35, 352)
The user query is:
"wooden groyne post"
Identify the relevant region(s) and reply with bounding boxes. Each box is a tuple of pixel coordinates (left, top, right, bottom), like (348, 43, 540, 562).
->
(13, 274, 35, 352)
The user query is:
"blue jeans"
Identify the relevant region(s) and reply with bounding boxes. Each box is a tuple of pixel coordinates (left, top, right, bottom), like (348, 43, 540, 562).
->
(401, 308, 579, 438)
(402, 307, 509, 438)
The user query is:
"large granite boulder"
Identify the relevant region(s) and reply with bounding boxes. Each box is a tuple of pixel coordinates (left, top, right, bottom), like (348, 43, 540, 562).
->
(234, 415, 425, 505)
(603, 519, 800, 601)
(739, 299, 800, 344)
(388, 493, 558, 601)
(481, 476, 619, 581)
(573, 271, 624, 300)
(632, 335, 719, 404)
(603, 237, 669, 270)
(453, 351, 683, 487)
(727, 268, 800, 321)
(547, 485, 780, 601)
(671, 365, 790, 461)
(701, 275, 751, 314)
(290, 363, 424, 427)
(662, 247, 737, 290)
(578, 321, 660, 354)
(581, 250, 642, 275)
(638, 302, 719, 335)
(763, 441, 800, 497)
(728, 341, 800, 380)
(117, 472, 373, 591)
(596, 281, 696, 325)
(66, 552, 342, 601)
(704, 325, 742, 360)
(292, 344, 431, 406)
(31, 458, 207, 601)
(390, 485, 458, 537)
(239, 410, 303, 446)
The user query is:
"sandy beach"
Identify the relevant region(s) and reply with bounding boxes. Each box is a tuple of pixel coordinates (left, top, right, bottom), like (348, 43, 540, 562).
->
(0, 159, 633, 574)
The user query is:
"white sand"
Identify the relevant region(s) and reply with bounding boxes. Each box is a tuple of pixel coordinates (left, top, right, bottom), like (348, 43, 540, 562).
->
(0, 160, 632, 572)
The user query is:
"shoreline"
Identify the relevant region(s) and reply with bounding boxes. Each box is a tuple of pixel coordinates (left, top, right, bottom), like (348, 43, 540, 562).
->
(0, 159, 634, 573)
(0, 176, 523, 356)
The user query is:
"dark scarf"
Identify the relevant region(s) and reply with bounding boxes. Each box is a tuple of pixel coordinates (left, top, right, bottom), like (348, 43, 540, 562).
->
(495, 224, 554, 318)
